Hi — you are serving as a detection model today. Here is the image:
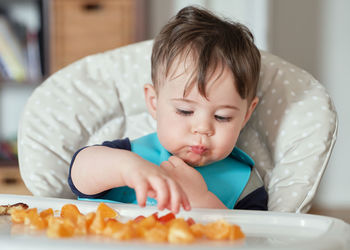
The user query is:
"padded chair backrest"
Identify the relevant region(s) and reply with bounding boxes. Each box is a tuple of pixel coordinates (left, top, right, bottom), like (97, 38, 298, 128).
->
(18, 40, 337, 213)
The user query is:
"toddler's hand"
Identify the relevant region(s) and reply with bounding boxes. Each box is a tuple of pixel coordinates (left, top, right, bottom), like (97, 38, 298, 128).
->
(121, 160, 191, 214)
(160, 156, 209, 206)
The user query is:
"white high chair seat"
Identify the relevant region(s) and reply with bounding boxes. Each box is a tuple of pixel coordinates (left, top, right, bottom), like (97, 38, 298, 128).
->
(18, 40, 337, 213)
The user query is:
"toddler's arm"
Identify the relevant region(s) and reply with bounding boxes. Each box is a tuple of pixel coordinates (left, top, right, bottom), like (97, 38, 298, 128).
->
(70, 146, 190, 213)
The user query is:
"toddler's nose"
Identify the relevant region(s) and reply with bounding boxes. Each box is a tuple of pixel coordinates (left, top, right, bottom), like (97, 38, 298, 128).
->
(192, 122, 213, 136)
(193, 128, 213, 136)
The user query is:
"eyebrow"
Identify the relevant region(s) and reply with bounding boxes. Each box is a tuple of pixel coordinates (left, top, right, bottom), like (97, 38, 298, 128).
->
(171, 98, 241, 111)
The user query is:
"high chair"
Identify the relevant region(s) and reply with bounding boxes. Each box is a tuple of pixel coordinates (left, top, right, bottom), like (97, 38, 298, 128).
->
(17, 40, 337, 213)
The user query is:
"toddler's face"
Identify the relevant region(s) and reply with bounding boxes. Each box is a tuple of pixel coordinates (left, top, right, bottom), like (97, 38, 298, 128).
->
(146, 61, 258, 167)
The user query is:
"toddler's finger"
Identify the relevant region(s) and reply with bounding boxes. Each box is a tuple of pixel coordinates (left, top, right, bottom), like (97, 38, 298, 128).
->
(149, 177, 169, 211)
(181, 192, 191, 211)
(166, 179, 181, 214)
(147, 190, 156, 198)
(178, 187, 191, 211)
(134, 179, 148, 207)
(160, 160, 174, 171)
(164, 204, 171, 210)
(168, 155, 185, 167)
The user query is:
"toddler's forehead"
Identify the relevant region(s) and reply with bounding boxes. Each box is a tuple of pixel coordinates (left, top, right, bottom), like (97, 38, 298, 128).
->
(154, 47, 237, 99)
(154, 53, 196, 88)
(165, 53, 225, 80)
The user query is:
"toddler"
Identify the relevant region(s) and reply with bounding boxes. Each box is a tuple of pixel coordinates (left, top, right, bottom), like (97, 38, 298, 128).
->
(68, 6, 268, 213)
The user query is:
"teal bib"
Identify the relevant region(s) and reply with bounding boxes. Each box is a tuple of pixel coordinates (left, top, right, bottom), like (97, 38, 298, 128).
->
(80, 133, 253, 209)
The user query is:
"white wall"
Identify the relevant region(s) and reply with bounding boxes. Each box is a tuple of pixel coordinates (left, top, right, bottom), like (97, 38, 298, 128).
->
(269, 0, 350, 208)
(314, 0, 350, 207)
(146, 0, 350, 208)
(146, 0, 271, 51)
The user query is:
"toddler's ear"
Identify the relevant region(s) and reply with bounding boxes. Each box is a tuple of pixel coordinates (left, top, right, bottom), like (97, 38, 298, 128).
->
(241, 96, 259, 129)
(144, 84, 157, 119)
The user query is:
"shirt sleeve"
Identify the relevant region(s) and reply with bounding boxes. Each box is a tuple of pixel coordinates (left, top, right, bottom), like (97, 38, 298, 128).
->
(233, 168, 268, 210)
(234, 186, 268, 210)
(67, 138, 131, 198)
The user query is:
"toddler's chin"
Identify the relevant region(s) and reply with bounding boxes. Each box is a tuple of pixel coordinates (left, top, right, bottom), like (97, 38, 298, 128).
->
(173, 151, 212, 167)
(182, 156, 208, 167)
(172, 155, 200, 167)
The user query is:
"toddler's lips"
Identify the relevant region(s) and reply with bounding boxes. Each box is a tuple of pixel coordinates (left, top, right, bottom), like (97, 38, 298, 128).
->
(190, 145, 208, 155)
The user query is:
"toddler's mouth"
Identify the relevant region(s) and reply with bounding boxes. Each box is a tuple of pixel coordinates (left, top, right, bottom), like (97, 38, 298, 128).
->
(190, 145, 208, 155)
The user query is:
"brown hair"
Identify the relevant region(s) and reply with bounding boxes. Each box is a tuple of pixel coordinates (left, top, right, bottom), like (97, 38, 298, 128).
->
(151, 6, 261, 102)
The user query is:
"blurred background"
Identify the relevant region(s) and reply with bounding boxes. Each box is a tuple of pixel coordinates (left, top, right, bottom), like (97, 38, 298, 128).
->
(0, 0, 349, 213)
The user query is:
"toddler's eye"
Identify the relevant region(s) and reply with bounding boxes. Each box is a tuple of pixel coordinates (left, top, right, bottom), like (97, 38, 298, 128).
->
(176, 109, 193, 116)
(215, 115, 232, 122)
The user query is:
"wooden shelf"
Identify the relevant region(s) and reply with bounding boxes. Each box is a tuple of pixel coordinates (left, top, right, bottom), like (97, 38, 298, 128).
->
(49, 0, 144, 74)
(0, 159, 18, 167)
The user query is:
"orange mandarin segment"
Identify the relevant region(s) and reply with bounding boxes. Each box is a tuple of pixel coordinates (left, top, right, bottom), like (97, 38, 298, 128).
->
(23, 208, 37, 225)
(229, 224, 245, 240)
(40, 208, 54, 218)
(144, 223, 168, 243)
(88, 203, 117, 234)
(190, 223, 205, 238)
(60, 204, 81, 224)
(74, 214, 89, 235)
(132, 214, 157, 238)
(30, 215, 47, 230)
(89, 203, 118, 235)
(103, 219, 123, 237)
(47, 217, 75, 238)
(84, 212, 96, 232)
(22, 208, 47, 230)
(115, 224, 134, 240)
(39, 208, 54, 224)
(168, 218, 195, 244)
(140, 214, 156, 227)
(11, 208, 28, 223)
(130, 221, 145, 238)
(96, 203, 117, 219)
(204, 220, 231, 240)
(89, 213, 105, 235)
(104, 220, 134, 241)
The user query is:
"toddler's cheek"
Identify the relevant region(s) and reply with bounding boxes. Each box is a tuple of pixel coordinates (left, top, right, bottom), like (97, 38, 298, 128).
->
(157, 131, 179, 152)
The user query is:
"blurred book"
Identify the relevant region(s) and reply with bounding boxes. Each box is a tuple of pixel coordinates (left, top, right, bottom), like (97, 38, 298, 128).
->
(0, 54, 9, 79)
(25, 31, 41, 81)
(0, 138, 17, 161)
(8, 1, 42, 82)
(0, 15, 27, 82)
